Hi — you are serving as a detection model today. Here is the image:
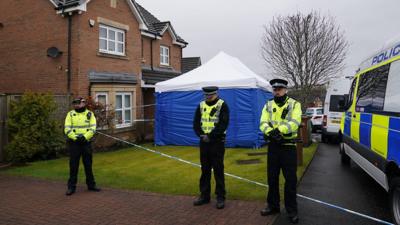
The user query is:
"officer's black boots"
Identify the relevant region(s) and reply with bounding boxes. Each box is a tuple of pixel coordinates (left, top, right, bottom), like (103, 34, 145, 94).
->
(260, 207, 280, 216)
(88, 186, 101, 192)
(65, 188, 75, 196)
(193, 197, 210, 206)
(289, 215, 299, 224)
(216, 199, 225, 209)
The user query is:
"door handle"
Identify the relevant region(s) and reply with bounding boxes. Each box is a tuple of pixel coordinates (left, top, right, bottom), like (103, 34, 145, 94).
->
(352, 115, 356, 118)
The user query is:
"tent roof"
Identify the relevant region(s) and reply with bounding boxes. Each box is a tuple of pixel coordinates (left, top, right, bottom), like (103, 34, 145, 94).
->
(155, 52, 272, 92)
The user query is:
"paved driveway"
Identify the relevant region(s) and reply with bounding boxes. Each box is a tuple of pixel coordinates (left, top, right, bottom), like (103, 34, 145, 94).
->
(0, 175, 274, 225)
(274, 143, 393, 225)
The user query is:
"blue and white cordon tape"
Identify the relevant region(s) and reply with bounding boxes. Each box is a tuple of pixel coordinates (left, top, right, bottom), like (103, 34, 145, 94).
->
(97, 131, 394, 225)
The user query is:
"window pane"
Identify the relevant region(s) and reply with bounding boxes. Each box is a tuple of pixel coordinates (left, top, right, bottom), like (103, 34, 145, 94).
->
(160, 47, 164, 55)
(99, 39, 107, 50)
(356, 64, 389, 113)
(384, 60, 400, 113)
(348, 78, 357, 107)
(117, 32, 124, 42)
(100, 27, 107, 38)
(306, 109, 313, 115)
(108, 41, 115, 51)
(124, 110, 131, 123)
(115, 110, 122, 124)
(109, 30, 115, 40)
(124, 95, 131, 107)
(329, 95, 345, 112)
(372, 69, 388, 111)
(116, 95, 122, 109)
(117, 43, 124, 53)
(97, 95, 107, 106)
(316, 109, 323, 115)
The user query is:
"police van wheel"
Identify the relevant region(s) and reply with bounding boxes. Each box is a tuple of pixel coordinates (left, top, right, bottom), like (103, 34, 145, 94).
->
(390, 177, 400, 225)
(340, 142, 350, 165)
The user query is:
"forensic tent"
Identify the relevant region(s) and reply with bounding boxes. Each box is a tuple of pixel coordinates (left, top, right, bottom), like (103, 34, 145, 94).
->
(154, 52, 273, 148)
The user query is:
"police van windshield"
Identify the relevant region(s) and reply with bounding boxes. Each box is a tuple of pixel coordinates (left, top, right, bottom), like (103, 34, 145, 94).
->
(329, 95, 346, 112)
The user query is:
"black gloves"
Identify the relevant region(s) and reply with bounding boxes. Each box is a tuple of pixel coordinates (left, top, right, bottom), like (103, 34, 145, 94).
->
(200, 135, 210, 143)
(268, 128, 282, 143)
(76, 134, 87, 144)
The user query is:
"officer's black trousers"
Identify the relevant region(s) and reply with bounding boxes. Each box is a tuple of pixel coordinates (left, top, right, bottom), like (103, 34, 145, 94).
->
(67, 141, 96, 190)
(199, 140, 226, 200)
(267, 142, 297, 215)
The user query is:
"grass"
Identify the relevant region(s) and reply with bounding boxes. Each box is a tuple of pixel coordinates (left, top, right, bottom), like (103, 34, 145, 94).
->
(1, 143, 318, 201)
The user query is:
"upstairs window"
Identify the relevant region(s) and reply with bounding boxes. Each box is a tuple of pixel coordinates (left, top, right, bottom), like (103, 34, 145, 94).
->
(99, 24, 125, 56)
(160, 46, 170, 66)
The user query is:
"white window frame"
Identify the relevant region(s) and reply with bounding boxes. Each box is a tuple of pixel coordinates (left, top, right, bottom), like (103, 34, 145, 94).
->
(95, 92, 109, 130)
(95, 92, 108, 106)
(99, 24, 125, 56)
(160, 45, 170, 66)
(115, 92, 132, 128)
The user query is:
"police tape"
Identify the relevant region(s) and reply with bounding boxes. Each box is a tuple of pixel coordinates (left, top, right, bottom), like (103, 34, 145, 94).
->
(97, 131, 394, 225)
(132, 104, 157, 109)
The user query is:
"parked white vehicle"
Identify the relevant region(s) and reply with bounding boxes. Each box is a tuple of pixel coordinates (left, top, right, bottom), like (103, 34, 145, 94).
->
(321, 76, 353, 142)
(305, 107, 323, 132)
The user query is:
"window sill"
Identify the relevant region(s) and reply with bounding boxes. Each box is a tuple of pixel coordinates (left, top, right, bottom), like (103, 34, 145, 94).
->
(113, 125, 136, 134)
(159, 64, 172, 68)
(97, 52, 129, 60)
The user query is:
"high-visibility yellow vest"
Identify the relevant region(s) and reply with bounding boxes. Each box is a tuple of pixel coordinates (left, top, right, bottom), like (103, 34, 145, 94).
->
(259, 97, 302, 140)
(64, 109, 97, 141)
(200, 99, 224, 134)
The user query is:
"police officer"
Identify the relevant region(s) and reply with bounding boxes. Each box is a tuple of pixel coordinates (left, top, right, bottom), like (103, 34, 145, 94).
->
(64, 97, 100, 196)
(193, 86, 229, 209)
(259, 79, 302, 224)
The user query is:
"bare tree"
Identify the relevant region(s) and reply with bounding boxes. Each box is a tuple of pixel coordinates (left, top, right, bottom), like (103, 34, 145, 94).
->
(261, 11, 348, 89)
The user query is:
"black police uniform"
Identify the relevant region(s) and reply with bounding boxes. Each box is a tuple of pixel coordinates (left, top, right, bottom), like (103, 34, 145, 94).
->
(261, 79, 300, 224)
(193, 87, 229, 204)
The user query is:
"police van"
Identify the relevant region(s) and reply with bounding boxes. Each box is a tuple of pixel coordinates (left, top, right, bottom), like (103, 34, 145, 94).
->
(339, 38, 400, 224)
(322, 76, 352, 143)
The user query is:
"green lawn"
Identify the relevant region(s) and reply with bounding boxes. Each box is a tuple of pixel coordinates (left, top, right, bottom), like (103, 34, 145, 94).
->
(1, 143, 318, 201)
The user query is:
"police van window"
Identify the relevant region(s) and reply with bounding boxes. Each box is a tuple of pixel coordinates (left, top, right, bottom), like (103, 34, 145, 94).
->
(356, 64, 390, 113)
(384, 60, 400, 113)
(329, 95, 346, 112)
(347, 78, 357, 108)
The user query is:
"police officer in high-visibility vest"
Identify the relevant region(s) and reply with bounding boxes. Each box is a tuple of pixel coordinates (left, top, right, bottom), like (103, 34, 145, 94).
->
(259, 79, 302, 224)
(193, 86, 229, 209)
(64, 97, 100, 196)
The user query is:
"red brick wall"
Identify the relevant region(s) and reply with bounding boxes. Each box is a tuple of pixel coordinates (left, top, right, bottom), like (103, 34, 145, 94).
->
(142, 31, 182, 72)
(0, 0, 69, 94)
(142, 37, 152, 66)
(75, 0, 143, 118)
(0, 0, 144, 118)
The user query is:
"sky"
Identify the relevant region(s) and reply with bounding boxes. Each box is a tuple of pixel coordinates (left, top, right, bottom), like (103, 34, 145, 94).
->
(138, 0, 400, 80)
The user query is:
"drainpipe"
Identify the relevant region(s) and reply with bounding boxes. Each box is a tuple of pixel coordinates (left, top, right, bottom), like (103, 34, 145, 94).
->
(67, 13, 72, 97)
(150, 36, 154, 70)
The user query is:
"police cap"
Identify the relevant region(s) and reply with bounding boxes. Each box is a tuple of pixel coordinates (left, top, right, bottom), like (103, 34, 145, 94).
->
(202, 86, 219, 95)
(72, 97, 85, 104)
(270, 78, 288, 89)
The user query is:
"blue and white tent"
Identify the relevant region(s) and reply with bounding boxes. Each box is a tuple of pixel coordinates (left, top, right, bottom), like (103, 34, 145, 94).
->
(154, 52, 273, 148)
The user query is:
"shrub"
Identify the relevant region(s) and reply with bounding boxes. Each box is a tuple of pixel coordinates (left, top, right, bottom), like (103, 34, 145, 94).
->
(86, 96, 115, 131)
(5, 93, 65, 163)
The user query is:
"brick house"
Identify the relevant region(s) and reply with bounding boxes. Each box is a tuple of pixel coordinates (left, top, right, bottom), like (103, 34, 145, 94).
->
(0, 0, 188, 142)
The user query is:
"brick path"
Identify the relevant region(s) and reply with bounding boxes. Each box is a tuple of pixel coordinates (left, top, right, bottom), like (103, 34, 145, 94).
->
(0, 175, 274, 225)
